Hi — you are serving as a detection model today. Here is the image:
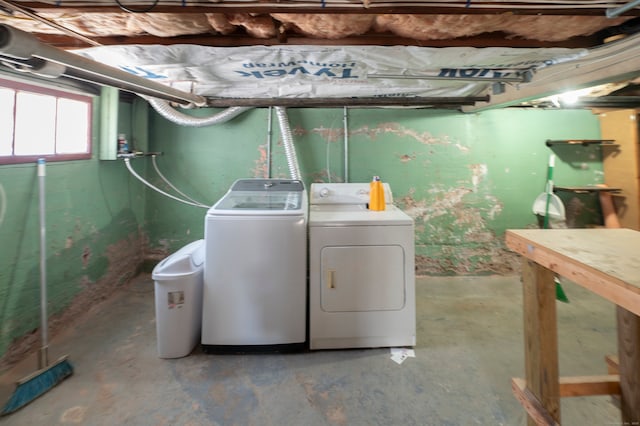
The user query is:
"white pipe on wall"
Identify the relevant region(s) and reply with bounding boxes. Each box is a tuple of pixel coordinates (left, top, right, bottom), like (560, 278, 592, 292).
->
(343, 107, 349, 183)
(267, 106, 273, 178)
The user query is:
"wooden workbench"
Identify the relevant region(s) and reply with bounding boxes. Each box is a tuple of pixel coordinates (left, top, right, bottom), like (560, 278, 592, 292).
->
(505, 228, 640, 425)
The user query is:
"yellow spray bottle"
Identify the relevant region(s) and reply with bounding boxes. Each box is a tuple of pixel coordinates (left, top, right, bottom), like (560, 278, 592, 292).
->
(369, 176, 386, 211)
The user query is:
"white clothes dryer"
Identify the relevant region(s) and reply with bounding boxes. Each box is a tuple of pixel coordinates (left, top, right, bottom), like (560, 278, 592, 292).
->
(202, 179, 307, 353)
(308, 183, 416, 350)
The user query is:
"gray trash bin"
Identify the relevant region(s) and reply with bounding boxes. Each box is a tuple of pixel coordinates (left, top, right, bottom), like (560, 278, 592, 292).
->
(152, 239, 205, 358)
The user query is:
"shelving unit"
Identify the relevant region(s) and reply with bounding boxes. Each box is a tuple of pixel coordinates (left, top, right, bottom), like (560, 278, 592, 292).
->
(545, 139, 618, 147)
(554, 186, 621, 194)
(546, 137, 622, 226)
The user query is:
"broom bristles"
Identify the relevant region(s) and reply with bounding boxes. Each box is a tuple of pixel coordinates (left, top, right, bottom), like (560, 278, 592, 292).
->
(1, 357, 73, 416)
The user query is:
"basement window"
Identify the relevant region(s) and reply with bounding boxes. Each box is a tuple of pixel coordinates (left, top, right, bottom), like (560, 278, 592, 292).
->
(0, 78, 92, 165)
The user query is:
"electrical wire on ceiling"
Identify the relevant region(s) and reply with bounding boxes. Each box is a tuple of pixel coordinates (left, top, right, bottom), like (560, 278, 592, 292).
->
(115, 0, 160, 13)
(3, 0, 640, 11)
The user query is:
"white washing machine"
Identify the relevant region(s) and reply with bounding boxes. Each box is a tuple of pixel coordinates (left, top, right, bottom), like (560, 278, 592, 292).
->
(308, 182, 416, 350)
(202, 179, 307, 353)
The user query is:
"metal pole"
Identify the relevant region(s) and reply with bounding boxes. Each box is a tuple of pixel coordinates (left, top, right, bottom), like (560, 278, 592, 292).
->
(37, 158, 48, 369)
(343, 107, 349, 183)
(267, 107, 273, 178)
(606, 0, 640, 17)
(0, 24, 206, 106)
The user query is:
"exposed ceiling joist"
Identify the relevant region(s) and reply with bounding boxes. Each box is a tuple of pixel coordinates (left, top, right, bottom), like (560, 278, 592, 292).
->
(11, 1, 640, 16)
(2, 0, 640, 109)
(204, 96, 490, 107)
(33, 32, 604, 50)
(1, 0, 638, 50)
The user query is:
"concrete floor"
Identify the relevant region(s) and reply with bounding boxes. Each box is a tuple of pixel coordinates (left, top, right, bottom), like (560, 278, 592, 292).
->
(0, 274, 620, 426)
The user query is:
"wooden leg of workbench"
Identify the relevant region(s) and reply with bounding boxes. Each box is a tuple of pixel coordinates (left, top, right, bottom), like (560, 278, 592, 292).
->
(522, 259, 560, 425)
(616, 306, 640, 423)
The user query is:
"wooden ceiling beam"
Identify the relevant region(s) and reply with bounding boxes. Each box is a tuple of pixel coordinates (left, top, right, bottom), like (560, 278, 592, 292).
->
(13, 2, 640, 17)
(37, 32, 601, 50)
(202, 96, 490, 107)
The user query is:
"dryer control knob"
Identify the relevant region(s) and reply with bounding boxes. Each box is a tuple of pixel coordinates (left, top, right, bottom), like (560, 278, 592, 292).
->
(319, 187, 330, 197)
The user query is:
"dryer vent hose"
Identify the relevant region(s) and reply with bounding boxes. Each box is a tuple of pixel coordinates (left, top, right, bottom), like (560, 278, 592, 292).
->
(146, 97, 251, 127)
(275, 106, 301, 181)
(145, 98, 301, 181)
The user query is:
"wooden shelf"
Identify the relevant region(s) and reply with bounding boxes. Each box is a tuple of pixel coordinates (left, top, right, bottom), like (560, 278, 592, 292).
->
(545, 139, 617, 147)
(554, 186, 622, 194)
(599, 109, 640, 230)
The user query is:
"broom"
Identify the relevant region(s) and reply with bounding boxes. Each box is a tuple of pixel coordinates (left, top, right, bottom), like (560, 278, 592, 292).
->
(540, 155, 569, 303)
(1, 158, 73, 416)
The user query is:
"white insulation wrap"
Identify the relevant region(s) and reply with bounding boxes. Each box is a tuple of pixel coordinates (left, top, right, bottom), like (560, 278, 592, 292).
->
(74, 45, 588, 99)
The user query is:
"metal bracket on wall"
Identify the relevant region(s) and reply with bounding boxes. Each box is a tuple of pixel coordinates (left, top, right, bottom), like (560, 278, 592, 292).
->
(545, 139, 617, 147)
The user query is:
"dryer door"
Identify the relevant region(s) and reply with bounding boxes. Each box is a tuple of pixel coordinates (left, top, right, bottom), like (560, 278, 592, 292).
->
(320, 245, 406, 312)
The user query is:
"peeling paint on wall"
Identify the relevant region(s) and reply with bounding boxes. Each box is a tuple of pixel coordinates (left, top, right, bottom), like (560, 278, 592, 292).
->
(146, 108, 604, 277)
(311, 126, 344, 143)
(0, 229, 146, 370)
(415, 244, 521, 276)
(399, 188, 473, 224)
(309, 169, 342, 183)
(0, 99, 148, 364)
(398, 153, 416, 163)
(469, 164, 487, 189)
(82, 246, 92, 268)
(351, 122, 469, 152)
(252, 145, 269, 178)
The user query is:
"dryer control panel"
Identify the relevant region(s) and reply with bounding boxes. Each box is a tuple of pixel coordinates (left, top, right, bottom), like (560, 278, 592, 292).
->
(310, 183, 393, 205)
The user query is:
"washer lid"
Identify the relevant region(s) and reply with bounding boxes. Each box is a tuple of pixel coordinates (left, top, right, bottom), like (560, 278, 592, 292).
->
(309, 204, 413, 226)
(209, 190, 306, 216)
(231, 179, 304, 192)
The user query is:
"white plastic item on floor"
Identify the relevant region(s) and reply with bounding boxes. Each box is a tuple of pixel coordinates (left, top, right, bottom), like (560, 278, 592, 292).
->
(151, 239, 205, 358)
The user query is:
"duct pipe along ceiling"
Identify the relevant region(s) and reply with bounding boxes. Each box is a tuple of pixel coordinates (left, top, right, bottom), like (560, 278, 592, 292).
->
(146, 97, 251, 127)
(0, 24, 205, 107)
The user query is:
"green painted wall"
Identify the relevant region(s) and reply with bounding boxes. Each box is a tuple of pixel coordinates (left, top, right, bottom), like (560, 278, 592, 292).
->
(0, 100, 605, 363)
(146, 107, 603, 275)
(0, 99, 146, 365)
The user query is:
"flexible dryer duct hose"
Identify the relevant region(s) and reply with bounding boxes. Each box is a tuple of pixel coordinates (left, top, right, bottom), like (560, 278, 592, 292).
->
(146, 97, 251, 127)
(146, 101, 302, 181)
(275, 106, 302, 181)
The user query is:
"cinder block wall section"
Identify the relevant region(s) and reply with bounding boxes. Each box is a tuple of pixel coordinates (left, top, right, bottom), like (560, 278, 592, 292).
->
(0, 100, 146, 367)
(146, 107, 604, 275)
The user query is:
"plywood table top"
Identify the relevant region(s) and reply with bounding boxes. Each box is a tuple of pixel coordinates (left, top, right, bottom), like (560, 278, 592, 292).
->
(506, 228, 640, 315)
